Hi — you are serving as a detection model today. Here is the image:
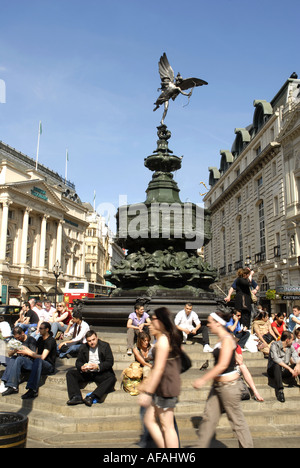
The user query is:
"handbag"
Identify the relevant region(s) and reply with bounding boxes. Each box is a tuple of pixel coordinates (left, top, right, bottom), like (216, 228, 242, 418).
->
(180, 350, 192, 373)
(251, 291, 258, 304)
(240, 379, 251, 401)
(257, 333, 275, 350)
(121, 362, 143, 396)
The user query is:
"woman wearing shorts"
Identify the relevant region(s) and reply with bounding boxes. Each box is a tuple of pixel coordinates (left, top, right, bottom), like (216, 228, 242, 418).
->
(138, 307, 182, 448)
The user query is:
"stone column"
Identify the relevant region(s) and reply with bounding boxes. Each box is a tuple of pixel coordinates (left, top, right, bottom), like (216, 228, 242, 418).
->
(39, 214, 49, 268)
(0, 200, 11, 262)
(20, 208, 31, 265)
(56, 220, 64, 264)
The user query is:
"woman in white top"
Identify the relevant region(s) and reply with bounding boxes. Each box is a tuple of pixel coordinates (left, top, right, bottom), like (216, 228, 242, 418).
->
(193, 311, 253, 448)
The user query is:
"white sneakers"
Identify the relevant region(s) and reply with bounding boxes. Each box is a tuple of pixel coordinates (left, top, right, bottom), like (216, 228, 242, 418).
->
(0, 381, 7, 393)
(203, 344, 213, 353)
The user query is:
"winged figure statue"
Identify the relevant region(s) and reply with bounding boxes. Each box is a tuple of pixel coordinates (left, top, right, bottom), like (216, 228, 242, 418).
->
(153, 53, 208, 125)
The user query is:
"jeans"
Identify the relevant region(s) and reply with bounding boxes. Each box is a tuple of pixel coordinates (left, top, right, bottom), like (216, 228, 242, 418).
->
(19, 323, 37, 335)
(235, 331, 250, 349)
(51, 322, 67, 338)
(5, 356, 54, 391)
(26, 358, 54, 391)
(58, 343, 81, 358)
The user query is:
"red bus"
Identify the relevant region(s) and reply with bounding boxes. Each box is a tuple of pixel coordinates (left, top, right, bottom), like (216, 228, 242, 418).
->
(64, 281, 115, 310)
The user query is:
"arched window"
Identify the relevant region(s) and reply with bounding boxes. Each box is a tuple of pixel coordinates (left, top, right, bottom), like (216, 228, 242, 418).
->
(253, 100, 273, 135)
(219, 150, 234, 174)
(208, 167, 220, 187)
(232, 128, 251, 158)
(260, 275, 269, 292)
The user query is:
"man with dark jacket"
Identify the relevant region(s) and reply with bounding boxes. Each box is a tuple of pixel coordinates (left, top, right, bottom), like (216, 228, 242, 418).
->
(66, 330, 116, 406)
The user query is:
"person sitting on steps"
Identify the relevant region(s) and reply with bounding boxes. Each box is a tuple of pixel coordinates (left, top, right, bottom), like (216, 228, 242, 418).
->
(174, 303, 213, 352)
(126, 304, 151, 356)
(267, 330, 300, 403)
(66, 330, 116, 407)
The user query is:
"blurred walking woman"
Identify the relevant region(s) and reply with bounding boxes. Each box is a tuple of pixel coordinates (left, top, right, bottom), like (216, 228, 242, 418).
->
(193, 311, 253, 448)
(138, 307, 182, 448)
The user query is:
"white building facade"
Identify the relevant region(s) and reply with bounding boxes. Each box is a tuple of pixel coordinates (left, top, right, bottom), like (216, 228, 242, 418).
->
(0, 142, 88, 304)
(204, 74, 300, 314)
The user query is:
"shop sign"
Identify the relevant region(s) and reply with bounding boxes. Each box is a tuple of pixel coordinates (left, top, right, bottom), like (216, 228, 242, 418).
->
(31, 186, 48, 201)
(282, 295, 300, 301)
(277, 286, 300, 294)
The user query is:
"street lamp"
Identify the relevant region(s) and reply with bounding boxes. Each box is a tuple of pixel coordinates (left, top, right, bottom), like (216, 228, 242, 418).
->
(245, 256, 252, 270)
(52, 260, 63, 306)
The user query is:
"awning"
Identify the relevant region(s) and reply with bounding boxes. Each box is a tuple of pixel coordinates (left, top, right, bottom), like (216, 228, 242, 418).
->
(22, 285, 46, 293)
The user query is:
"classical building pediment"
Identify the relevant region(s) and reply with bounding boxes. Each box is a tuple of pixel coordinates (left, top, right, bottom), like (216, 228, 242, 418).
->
(0, 179, 68, 214)
(277, 103, 300, 143)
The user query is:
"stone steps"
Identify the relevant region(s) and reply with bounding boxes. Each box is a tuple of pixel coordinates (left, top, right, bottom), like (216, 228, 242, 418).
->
(3, 380, 300, 418)
(1, 329, 300, 448)
(26, 422, 300, 449)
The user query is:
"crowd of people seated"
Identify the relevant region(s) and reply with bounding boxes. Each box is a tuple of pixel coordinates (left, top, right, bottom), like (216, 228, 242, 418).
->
(0, 290, 300, 420)
(0, 299, 94, 401)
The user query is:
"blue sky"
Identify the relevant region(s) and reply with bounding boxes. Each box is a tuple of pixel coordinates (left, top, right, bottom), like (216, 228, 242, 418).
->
(0, 0, 299, 230)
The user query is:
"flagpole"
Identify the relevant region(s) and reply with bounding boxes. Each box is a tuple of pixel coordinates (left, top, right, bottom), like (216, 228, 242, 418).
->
(93, 190, 96, 212)
(65, 149, 68, 183)
(35, 121, 42, 170)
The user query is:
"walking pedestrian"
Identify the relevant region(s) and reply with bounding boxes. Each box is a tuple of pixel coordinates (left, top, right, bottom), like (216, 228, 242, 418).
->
(193, 310, 253, 448)
(138, 307, 182, 448)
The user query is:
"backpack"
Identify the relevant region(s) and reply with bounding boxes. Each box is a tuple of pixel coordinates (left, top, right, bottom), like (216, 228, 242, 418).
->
(121, 362, 143, 396)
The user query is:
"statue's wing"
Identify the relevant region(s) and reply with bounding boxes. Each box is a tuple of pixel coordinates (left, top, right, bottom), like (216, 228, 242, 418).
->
(158, 53, 175, 83)
(178, 77, 208, 91)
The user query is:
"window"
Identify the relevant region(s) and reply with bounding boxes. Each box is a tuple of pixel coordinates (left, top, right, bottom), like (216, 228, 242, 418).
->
(238, 217, 243, 261)
(247, 215, 250, 232)
(256, 145, 261, 156)
(6, 228, 13, 263)
(274, 196, 279, 216)
(223, 229, 226, 267)
(296, 177, 300, 203)
(26, 232, 33, 266)
(274, 233, 281, 257)
(260, 275, 270, 292)
(258, 201, 266, 254)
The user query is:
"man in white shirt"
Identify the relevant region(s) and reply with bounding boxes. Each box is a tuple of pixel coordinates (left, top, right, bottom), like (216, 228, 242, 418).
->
(58, 310, 90, 358)
(175, 303, 213, 352)
(0, 316, 12, 339)
(42, 300, 56, 322)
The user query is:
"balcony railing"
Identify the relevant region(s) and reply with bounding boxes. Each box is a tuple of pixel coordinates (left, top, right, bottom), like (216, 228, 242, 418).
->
(234, 259, 244, 270)
(255, 251, 266, 263)
(274, 245, 281, 257)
